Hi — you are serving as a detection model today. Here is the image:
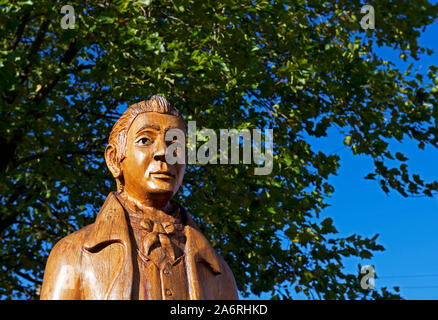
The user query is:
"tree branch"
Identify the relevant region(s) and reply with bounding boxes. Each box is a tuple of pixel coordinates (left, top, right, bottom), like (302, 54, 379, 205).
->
(15, 270, 42, 285)
(10, 12, 31, 50)
(34, 40, 79, 104)
(19, 18, 51, 86)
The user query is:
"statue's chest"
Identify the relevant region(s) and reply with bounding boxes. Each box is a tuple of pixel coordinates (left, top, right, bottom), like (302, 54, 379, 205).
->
(129, 217, 189, 300)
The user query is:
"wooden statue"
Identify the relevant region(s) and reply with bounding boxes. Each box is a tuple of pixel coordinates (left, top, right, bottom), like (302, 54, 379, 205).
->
(40, 96, 239, 300)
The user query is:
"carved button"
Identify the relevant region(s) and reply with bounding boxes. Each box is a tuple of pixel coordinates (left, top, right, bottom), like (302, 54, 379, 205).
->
(163, 269, 170, 275)
(165, 289, 172, 296)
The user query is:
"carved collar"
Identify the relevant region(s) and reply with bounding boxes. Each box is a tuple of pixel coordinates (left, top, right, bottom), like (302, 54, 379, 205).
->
(83, 192, 221, 275)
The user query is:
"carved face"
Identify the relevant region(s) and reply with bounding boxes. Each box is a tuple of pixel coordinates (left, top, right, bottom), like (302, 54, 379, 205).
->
(120, 112, 186, 201)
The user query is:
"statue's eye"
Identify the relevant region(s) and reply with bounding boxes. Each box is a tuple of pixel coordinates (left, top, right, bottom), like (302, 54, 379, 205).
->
(137, 137, 152, 145)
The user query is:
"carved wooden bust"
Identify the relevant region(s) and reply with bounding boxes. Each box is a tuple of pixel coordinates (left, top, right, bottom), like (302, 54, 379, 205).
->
(40, 96, 239, 300)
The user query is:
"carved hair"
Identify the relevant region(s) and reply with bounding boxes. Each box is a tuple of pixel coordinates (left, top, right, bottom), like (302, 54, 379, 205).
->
(107, 95, 182, 192)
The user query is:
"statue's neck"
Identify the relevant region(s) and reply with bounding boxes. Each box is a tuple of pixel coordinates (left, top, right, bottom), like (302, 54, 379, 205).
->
(117, 191, 175, 218)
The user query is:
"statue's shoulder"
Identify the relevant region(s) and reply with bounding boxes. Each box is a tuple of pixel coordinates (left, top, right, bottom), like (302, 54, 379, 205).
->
(52, 192, 120, 253)
(50, 223, 94, 256)
(41, 224, 95, 299)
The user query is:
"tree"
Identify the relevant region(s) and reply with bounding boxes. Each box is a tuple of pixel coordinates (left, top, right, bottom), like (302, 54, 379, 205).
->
(1, 0, 437, 299)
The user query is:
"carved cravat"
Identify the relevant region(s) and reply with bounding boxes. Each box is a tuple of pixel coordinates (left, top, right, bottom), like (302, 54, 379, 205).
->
(115, 193, 185, 266)
(138, 217, 184, 261)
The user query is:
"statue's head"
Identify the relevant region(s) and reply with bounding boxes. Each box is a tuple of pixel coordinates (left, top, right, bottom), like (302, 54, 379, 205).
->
(105, 95, 186, 204)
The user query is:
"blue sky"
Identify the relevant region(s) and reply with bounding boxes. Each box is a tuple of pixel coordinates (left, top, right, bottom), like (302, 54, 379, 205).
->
(244, 9, 438, 300)
(324, 15, 438, 300)
(320, 134, 438, 299)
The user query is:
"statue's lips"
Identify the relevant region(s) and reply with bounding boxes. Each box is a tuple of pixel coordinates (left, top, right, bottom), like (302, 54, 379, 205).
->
(150, 171, 175, 180)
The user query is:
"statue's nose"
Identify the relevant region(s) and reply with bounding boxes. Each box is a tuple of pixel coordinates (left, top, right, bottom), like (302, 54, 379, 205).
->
(153, 137, 167, 161)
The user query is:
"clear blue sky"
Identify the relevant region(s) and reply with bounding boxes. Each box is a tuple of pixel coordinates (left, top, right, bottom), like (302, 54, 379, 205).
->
(244, 11, 438, 300)
(323, 16, 438, 300)
(320, 135, 438, 300)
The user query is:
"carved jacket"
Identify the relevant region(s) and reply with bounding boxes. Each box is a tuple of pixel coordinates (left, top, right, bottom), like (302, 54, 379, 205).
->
(40, 192, 239, 300)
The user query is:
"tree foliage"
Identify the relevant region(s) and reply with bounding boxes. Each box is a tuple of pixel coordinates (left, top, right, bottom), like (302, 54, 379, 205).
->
(1, 0, 438, 299)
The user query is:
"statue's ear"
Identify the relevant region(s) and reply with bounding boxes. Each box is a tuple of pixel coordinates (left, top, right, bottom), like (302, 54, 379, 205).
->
(105, 144, 122, 179)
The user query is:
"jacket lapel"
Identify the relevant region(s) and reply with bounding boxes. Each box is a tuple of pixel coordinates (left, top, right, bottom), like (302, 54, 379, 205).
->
(183, 210, 222, 300)
(81, 192, 133, 300)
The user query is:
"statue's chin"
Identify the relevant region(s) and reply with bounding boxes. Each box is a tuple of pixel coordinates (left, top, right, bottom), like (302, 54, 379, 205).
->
(146, 189, 173, 197)
(143, 183, 175, 202)
(145, 180, 175, 194)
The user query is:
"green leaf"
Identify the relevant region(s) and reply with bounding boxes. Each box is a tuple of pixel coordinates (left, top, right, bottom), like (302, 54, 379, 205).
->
(344, 135, 352, 146)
